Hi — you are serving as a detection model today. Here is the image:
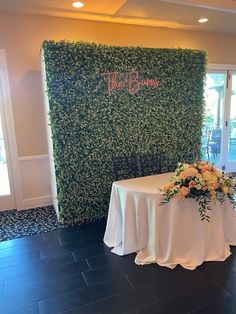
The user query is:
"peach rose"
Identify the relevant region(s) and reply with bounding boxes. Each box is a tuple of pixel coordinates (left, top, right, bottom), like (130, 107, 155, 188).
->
(202, 171, 217, 183)
(189, 181, 197, 188)
(180, 171, 189, 179)
(179, 186, 189, 197)
(163, 182, 174, 192)
(210, 182, 219, 190)
(199, 163, 211, 172)
(223, 186, 230, 194)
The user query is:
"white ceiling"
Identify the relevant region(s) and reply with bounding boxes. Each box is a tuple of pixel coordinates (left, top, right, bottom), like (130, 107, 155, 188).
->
(1, 0, 236, 35)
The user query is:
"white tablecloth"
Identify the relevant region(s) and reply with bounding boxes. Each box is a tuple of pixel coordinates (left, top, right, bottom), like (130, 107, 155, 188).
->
(104, 172, 236, 270)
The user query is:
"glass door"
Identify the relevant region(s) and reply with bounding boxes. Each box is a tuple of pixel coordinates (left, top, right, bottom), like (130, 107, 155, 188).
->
(0, 80, 15, 210)
(202, 71, 226, 169)
(202, 69, 236, 173)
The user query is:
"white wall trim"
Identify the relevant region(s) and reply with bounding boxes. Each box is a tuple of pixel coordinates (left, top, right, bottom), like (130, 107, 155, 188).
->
(20, 195, 52, 210)
(18, 154, 49, 162)
(18, 153, 53, 210)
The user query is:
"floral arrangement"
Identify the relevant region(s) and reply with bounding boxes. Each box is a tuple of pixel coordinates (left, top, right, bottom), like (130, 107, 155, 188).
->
(160, 161, 236, 221)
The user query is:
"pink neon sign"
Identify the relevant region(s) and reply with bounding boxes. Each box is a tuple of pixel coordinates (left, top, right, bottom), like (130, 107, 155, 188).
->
(101, 71, 160, 95)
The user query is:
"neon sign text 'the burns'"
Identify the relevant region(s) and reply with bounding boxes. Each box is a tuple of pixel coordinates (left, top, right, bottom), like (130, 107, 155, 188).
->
(101, 71, 160, 95)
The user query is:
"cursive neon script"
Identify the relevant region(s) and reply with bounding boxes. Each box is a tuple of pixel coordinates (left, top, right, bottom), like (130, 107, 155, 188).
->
(101, 71, 160, 95)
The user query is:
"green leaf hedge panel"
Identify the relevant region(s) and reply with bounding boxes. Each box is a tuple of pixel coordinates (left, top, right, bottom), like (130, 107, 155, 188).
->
(42, 40, 207, 224)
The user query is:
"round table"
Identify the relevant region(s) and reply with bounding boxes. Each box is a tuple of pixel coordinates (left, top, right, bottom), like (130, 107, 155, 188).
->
(104, 173, 236, 270)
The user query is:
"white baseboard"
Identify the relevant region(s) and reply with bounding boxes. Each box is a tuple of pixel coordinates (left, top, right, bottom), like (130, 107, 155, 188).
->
(18, 155, 52, 210)
(19, 195, 53, 210)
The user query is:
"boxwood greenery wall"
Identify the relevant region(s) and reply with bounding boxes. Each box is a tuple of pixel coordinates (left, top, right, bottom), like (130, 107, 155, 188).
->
(42, 40, 207, 224)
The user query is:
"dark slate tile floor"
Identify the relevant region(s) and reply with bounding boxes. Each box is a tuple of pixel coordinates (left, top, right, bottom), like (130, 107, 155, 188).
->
(0, 219, 236, 314)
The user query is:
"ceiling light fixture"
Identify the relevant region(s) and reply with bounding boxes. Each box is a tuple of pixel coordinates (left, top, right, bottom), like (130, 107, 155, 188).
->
(198, 18, 208, 23)
(72, 2, 85, 8)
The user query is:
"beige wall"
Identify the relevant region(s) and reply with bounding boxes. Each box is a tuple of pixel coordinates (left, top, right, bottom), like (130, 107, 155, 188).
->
(1, 11, 236, 209)
(0, 11, 236, 156)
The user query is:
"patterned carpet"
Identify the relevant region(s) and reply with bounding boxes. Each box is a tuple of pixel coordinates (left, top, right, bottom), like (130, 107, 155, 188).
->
(0, 206, 69, 242)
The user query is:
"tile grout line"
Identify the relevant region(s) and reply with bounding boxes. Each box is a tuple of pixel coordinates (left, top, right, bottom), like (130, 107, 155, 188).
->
(71, 251, 77, 263)
(85, 258, 93, 271)
(81, 271, 89, 287)
(124, 274, 135, 289)
(213, 279, 233, 296)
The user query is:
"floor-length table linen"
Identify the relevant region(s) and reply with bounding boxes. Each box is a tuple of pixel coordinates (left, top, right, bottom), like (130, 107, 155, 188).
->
(103, 172, 236, 270)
